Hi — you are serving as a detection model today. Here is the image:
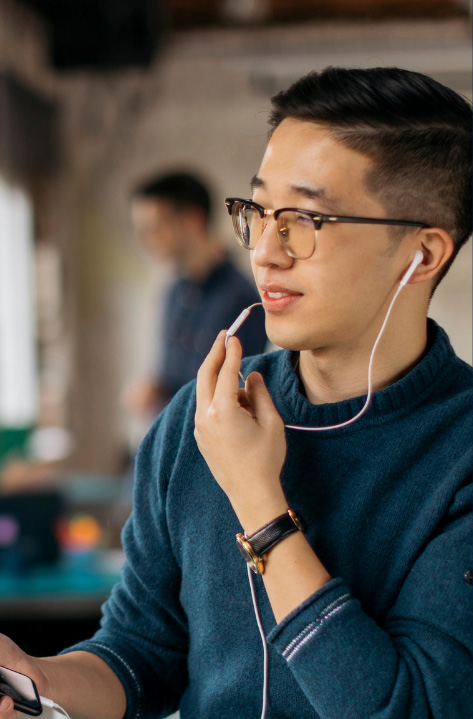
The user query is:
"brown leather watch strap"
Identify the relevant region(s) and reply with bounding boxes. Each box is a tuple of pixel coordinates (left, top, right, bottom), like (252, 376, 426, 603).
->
(245, 510, 306, 558)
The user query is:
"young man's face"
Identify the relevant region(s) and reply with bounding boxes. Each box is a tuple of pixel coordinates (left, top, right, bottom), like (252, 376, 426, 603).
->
(250, 118, 415, 353)
(131, 198, 185, 261)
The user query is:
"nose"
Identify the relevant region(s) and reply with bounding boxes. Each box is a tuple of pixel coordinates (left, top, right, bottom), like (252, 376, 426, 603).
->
(252, 216, 294, 269)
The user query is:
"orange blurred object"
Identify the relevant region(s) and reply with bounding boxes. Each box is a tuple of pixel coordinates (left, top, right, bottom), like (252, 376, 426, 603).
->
(56, 514, 102, 551)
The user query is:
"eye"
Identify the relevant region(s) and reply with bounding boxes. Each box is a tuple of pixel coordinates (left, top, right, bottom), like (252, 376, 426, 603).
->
(295, 212, 316, 227)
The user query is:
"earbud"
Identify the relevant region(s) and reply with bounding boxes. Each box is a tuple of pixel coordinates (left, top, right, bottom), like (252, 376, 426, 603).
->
(400, 250, 424, 287)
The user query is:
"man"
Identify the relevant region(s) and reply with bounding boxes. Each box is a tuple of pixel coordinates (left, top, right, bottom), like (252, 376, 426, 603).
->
(0, 67, 470, 719)
(125, 171, 266, 415)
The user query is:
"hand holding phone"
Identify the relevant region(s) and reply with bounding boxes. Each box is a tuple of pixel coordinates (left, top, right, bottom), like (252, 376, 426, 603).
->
(0, 665, 42, 716)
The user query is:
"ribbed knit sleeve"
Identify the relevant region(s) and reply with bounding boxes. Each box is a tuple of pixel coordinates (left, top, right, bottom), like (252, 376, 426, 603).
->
(60, 387, 194, 719)
(268, 478, 472, 718)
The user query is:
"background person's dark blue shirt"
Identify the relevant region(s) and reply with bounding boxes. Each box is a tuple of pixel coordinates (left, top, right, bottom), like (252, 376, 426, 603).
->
(156, 258, 266, 400)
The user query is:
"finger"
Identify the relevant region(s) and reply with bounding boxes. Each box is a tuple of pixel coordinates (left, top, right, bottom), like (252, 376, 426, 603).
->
(245, 372, 280, 425)
(0, 695, 14, 713)
(196, 330, 227, 411)
(213, 335, 243, 405)
(237, 387, 252, 414)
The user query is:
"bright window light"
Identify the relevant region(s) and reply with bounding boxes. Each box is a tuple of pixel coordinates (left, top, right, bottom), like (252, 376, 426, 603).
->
(0, 176, 38, 427)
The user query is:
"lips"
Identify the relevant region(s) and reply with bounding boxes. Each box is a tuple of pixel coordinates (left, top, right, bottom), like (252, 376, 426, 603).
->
(259, 282, 303, 312)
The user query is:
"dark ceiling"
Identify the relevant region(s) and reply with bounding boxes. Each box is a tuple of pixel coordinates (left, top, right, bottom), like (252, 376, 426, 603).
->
(16, 0, 468, 71)
(17, 0, 163, 70)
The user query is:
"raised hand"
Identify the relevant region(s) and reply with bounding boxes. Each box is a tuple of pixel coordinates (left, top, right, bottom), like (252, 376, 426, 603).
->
(195, 331, 288, 532)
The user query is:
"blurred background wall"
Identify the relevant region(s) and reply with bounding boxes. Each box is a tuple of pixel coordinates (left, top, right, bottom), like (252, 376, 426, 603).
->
(0, 0, 471, 474)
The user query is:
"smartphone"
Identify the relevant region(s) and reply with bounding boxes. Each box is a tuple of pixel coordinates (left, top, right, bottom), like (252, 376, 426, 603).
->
(0, 665, 42, 716)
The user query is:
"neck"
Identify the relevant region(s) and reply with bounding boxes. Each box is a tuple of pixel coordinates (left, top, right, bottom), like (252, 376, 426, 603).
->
(298, 299, 429, 406)
(178, 238, 225, 281)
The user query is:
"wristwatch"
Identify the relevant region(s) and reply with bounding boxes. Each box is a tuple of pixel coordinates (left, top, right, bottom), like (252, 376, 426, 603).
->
(236, 509, 307, 574)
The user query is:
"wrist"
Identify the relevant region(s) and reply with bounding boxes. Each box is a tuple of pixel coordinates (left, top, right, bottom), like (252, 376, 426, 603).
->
(236, 508, 307, 575)
(32, 657, 52, 697)
(232, 490, 288, 535)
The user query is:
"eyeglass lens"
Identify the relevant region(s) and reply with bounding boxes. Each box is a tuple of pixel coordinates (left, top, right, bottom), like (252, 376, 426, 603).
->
(231, 202, 317, 259)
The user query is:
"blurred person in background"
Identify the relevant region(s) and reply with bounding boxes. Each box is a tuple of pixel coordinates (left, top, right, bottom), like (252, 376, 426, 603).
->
(124, 170, 266, 418)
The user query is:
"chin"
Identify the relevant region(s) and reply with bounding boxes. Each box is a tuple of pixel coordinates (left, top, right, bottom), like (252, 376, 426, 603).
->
(265, 322, 313, 353)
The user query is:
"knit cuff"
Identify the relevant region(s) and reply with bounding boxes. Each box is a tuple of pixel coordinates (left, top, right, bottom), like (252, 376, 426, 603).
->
(267, 577, 353, 663)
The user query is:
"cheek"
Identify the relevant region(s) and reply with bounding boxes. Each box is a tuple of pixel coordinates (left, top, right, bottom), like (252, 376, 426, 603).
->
(298, 258, 354, 307)
(314, 233, 391, 303)
(157, 231, 179, 253)
(295, 262, 376, 339)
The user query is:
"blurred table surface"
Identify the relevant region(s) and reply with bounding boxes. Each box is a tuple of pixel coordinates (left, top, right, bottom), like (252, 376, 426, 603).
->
(0, 549, 124, 619)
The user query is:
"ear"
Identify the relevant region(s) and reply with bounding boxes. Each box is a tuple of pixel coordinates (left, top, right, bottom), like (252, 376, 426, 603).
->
(408, 227, 455, 285)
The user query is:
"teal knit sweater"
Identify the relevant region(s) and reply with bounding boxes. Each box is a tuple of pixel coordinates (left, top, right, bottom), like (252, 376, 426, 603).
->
(64, 320, 472, 718)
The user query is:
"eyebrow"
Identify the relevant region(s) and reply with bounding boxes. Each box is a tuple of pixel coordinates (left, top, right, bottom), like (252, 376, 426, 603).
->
(250, 175, 341, 213)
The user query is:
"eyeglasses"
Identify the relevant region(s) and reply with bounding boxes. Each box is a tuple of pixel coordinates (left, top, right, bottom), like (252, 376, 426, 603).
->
(225, 197, 429, 260)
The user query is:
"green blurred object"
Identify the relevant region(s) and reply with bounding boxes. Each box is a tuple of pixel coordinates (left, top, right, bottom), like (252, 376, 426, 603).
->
(0, 426, 34, 467)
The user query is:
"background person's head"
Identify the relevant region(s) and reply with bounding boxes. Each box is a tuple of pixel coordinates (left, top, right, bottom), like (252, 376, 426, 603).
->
(268, 66, 472, 291)
(131, 171, 213, 264)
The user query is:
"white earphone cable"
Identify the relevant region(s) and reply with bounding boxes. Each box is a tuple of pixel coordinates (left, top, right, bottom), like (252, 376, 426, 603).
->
(284, 280, 404, 431)
(247, 566, 269, 719)
(226, 256, 420, 432)
(40, 696, 72, 718)
(233, 252, 423, 717)
(243, 280, 405, 719)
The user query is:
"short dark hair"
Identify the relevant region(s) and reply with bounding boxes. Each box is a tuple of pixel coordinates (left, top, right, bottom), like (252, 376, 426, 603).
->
(132, 171, 212, 220)
(269, 66, 472, 286)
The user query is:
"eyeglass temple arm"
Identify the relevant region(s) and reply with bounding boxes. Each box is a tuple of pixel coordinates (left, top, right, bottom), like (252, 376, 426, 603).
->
(324, 216, 428, 228)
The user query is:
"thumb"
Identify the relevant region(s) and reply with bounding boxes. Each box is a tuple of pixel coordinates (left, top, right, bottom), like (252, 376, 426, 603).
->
(245, 372, 279, 420)
(0, 695, 13, 713)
